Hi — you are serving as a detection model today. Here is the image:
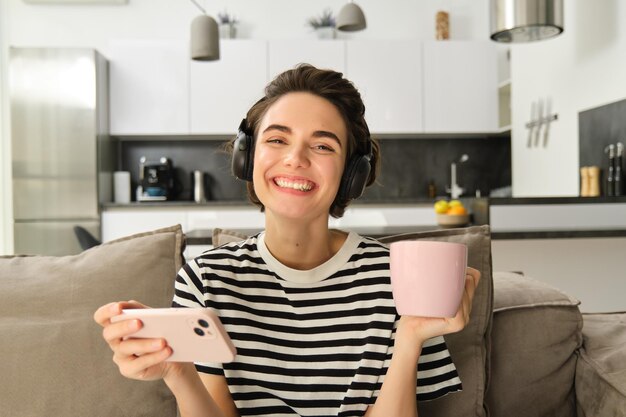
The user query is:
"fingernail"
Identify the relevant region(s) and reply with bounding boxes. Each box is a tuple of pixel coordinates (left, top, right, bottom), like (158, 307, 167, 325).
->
(153, 339, 164, 349)
(110, 303, 119, 313)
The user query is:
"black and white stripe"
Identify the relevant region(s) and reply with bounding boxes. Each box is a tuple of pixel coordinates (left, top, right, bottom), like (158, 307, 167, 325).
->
(173, 232, 461, 416)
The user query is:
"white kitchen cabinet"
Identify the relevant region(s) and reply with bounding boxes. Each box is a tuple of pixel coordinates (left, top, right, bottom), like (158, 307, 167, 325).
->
(109, 40, 189, 135)
(190, 40, 268, 135)
(346, 40, 423, 134)
(101, 209, 187, 242)
(268, 40, 345, 80)
(107, 40, 499, 136)
(422, 41, 498, 133)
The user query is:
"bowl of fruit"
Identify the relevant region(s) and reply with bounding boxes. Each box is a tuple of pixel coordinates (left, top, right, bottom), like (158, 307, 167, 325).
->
(434, 199, 470, 228)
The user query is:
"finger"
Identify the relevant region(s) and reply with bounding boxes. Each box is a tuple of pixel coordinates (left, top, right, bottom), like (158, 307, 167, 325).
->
(118, 338, 167, 357)
(126, 300, 150, 309)
(123, 347, 172, 378)
(94, 302, 122, 327)
(102, 318, 143, 346)
(94, 300, 146, 327)
(466, 267, 481, 288)
(464, 268, 481, 302)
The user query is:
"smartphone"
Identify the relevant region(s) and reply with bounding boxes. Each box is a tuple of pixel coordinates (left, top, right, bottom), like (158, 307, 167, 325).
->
(111, 308, 236, 363)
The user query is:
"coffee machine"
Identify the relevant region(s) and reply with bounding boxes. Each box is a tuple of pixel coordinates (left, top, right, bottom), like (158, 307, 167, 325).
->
(137, 156, 175, 201)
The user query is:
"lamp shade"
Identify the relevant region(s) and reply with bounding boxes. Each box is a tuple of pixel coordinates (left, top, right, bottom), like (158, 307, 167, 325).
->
(336, 2, 367, 32)
(490, 0, 563, 43)
(190, 14, 220, 61)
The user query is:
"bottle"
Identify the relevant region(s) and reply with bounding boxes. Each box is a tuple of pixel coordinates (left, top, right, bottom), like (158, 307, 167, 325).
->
(580, 166, 590, 197)
(192, 170, 207, 203)
(605, 144, 615, 196)
(436, 11, 450, 40)
(615, 142, 623, 196)
(588, 166, 601, 197)
(428, 179, 436, 199)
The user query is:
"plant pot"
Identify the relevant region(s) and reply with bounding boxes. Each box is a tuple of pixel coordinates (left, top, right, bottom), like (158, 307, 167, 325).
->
(315, 27, 336, 39)
(219, 23, 237, 39)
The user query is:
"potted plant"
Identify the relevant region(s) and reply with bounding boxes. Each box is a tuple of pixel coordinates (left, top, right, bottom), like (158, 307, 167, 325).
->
(307, 8, 336, 39)
(218, 10, 238, 39)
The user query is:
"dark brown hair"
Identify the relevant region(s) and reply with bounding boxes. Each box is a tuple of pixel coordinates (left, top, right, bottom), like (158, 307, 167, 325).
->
(228, 63, 380, 218)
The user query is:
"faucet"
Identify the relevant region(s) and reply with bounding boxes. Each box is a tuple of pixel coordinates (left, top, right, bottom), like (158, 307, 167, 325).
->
(446, 154, 469, 199)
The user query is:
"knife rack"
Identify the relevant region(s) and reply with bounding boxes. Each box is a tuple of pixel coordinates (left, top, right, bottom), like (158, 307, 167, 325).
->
(525, 97, 559, 148)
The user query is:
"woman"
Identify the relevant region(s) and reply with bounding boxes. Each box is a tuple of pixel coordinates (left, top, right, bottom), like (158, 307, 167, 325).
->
(95, 64, 480, 417)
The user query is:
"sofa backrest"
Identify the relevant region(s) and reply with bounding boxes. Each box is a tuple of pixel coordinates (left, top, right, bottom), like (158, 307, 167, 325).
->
(0, 225, 184, 417)
(380, 225, 493, 417)
(212, 225, 495, 417)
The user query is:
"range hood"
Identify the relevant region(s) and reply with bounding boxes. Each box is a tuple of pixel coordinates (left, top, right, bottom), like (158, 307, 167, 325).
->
(490, 0, 564, 43)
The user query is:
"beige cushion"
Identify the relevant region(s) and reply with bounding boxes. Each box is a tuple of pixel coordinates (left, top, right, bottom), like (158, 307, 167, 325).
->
(0, 225, 184, 417)
(485, 271, 583, 417)
(212, 227, 248, 247)
(576, 312, 626, 416)
(380, 225, 493, 417)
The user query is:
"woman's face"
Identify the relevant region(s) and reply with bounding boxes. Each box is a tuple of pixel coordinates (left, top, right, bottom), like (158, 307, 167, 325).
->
(252, 92, 348, 222)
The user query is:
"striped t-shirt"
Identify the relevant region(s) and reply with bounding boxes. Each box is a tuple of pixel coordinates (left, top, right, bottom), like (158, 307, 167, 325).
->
(172, 231, 462, 417)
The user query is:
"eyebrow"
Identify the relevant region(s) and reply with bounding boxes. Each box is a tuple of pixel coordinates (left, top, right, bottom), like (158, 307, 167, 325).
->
(262, 124, 342, 147)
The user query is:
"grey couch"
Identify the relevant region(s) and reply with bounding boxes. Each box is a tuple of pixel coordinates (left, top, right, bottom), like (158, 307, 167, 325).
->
(0, 225, 624, 417)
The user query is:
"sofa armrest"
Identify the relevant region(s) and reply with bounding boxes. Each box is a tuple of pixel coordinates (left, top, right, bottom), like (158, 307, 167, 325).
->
(486, 272, 583, 417)
(575, 312, 626, 417)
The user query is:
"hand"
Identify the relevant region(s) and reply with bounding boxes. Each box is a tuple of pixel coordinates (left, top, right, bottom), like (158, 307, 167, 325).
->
(395, 267, 481, 350)
(94, 300, 181, 381)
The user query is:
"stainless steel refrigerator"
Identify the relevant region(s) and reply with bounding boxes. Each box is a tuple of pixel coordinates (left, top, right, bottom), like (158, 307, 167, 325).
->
(10, 48, 113, 255)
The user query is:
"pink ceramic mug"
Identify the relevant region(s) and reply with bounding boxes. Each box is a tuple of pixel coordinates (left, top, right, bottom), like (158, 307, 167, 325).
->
(390, 240, 468, 318)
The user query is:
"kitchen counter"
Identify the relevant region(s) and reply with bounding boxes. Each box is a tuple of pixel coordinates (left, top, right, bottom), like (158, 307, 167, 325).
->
(101, 198, 440, 209)
(102, 196, 626, 243)
(103, 195, 626, 209)
(488, 196, 626, 239)
(489, 196, 626, 204)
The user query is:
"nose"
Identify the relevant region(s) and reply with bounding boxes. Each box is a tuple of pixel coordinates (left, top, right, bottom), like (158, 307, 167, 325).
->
(283, 143, 310, 168)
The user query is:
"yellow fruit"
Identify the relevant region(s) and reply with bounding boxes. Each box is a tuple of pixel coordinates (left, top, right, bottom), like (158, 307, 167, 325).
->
(434, 200, 449, 214)
(448, 200, 464, 208)
(447, 206, 467, 215)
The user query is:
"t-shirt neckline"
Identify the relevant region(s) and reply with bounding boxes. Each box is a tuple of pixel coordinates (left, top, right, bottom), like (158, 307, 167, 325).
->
(257, 231, 360, 284)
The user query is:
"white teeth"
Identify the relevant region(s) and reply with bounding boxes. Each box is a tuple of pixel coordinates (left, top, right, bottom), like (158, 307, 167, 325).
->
(275, 178, 313, 191)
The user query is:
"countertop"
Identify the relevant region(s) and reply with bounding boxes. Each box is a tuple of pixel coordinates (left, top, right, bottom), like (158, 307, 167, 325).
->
(488, 197, 626, 239)
(102, 195, 626, 209)
(489, 196, 626, 205)
(102, 197, 626, 241)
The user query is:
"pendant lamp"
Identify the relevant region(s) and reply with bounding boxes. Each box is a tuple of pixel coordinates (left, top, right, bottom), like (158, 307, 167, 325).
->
(490, 0, 563, 43)
(189, 0, 220, 61)
(337, 0, 367, 32)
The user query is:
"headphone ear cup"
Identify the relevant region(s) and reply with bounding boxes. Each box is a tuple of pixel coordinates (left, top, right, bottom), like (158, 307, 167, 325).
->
(231, 131, 254, 181)
(338, 155, 372, 201)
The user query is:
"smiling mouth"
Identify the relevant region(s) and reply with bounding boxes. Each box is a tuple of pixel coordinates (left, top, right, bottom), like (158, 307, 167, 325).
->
(274, 177, 315, 192)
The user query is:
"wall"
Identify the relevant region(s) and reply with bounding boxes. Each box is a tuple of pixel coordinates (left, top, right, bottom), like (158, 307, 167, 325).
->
(492, 237, 626, 313)
(510, 0, 626, 196)
(4, 0, 490, 47)
(119, 137, 511, 203)
(0, 0, 494, 254)
(0, 0, 10, 256)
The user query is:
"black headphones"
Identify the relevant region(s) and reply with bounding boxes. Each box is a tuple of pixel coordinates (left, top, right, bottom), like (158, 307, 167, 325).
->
(231, 118, 373, 201)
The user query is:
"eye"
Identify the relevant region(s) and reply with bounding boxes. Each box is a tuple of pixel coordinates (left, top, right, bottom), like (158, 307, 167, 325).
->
(314, 144, 335, 152)
(266, 137, 286, 145)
